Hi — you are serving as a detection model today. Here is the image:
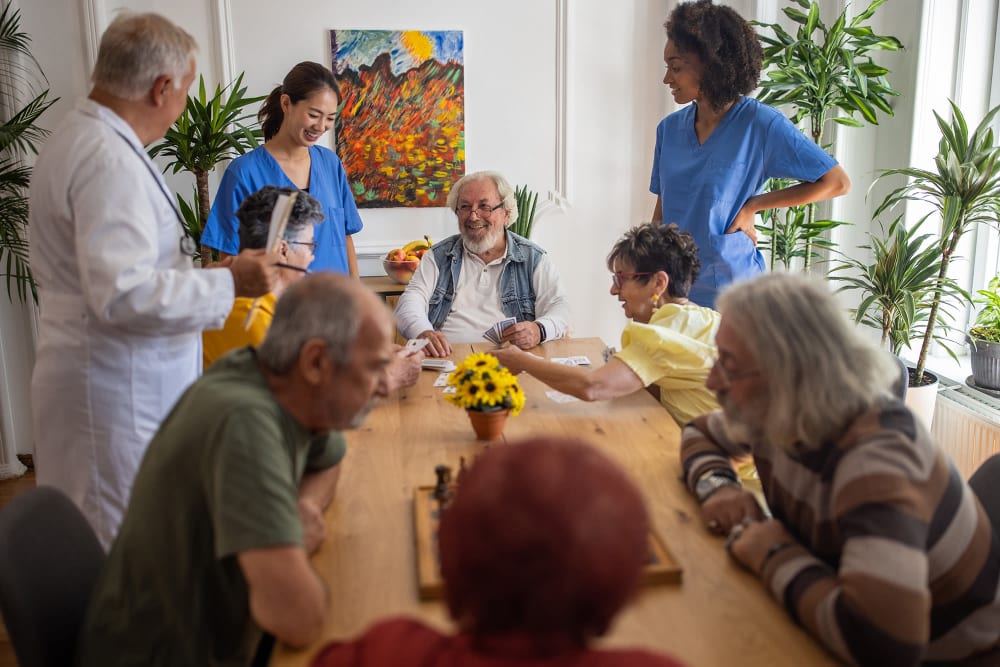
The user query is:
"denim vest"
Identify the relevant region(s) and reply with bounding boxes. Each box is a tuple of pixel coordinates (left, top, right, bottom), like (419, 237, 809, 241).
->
(427, 230, 545, 329)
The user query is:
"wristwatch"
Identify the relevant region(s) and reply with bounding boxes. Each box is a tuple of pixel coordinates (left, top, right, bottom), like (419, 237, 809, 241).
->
(536, 320, 547, 343)
(695, 471, 740, 503)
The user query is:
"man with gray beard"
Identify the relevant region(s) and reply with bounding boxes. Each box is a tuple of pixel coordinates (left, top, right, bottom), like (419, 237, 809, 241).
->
(681, 272, 1000, 666)
(394, 171, 571, 357)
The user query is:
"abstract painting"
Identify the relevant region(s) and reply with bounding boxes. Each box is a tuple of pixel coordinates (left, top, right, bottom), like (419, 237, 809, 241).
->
(330, 30, 465, 208)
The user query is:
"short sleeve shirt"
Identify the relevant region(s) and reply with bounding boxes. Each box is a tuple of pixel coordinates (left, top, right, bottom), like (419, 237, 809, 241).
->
(201, 145, 363, 273)
(76, 347, 346, 667)
(649, 97, 837, 306)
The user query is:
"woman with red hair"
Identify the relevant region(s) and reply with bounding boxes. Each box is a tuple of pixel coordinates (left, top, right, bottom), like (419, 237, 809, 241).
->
(311, 437, 686, 666)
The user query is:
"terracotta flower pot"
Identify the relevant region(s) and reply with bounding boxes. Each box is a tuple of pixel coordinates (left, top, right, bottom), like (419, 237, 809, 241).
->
(466, 408, 510, 441)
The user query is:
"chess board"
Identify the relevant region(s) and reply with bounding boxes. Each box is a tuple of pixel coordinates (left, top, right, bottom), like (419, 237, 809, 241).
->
(413, 485, 683, 600)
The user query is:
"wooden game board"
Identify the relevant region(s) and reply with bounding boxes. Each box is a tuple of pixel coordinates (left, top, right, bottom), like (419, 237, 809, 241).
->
(413, 485, 683, 600)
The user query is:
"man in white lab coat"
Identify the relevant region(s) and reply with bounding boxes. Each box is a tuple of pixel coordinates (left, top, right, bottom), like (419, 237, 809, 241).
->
(28, 12, 279, 549)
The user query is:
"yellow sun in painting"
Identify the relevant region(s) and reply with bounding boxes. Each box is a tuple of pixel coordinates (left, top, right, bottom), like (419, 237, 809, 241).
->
(400, 30, 433, 62)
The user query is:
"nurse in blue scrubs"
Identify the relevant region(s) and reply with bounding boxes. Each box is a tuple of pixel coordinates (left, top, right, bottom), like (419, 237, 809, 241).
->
(202, 61, 363, 276)
(649, 0, 851, 307)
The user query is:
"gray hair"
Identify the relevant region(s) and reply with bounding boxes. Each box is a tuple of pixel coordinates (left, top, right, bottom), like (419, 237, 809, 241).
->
(716, 272, 899, 451)
(236, 186, 324, 251)
(92, 12, 197, 100)
(257, 274, 363, 373)
(446, 171, 519, 228)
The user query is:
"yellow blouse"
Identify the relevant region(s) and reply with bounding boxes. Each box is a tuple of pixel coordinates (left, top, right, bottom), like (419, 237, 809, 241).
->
(201, 293, 276, 369)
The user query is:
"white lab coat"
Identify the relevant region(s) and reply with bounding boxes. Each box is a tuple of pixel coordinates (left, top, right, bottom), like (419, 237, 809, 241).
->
(28, 99, 235, 548)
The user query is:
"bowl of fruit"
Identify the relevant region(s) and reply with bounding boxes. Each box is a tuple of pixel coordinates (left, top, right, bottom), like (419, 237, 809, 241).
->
(383, 235, 432, 285)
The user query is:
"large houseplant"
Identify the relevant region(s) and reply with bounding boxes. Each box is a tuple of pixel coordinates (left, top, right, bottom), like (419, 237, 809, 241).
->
(873, 100, 1000, 386)
(753, 0, 902, 270)
(0, 2, 56, 301)
(510, 184, 539, 239)
(148, 73, 263, 266)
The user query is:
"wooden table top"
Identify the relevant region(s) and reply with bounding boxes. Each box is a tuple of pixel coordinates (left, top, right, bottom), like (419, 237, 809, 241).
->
(271, 338, 839, 667)
(359, 274, 406, 297)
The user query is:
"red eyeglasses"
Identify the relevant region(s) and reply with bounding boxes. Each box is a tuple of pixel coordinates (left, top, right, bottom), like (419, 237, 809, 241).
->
(610, 271, 654, 288)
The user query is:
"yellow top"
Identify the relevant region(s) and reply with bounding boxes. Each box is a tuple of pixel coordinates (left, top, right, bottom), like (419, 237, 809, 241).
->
(202, 293, 277, 369)
(615, 302, 721, 426)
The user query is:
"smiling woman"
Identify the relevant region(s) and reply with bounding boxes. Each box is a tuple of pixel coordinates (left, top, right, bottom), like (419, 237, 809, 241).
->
(200, 61, 364, 277)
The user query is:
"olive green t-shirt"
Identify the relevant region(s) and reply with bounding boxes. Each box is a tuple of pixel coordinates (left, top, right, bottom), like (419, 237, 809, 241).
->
(76, 347, 346, 667)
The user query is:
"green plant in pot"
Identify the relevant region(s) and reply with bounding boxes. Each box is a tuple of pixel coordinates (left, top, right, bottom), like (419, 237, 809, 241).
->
(968, 276, 1000, 391)
(753, 0, 902, 271)
(873, 99, 1000, 387)
(148, 73, 263, 266)
(832, 217, 944, 357)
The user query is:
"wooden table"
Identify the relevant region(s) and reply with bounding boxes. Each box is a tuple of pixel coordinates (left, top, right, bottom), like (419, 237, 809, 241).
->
(271, 338, 839, 667)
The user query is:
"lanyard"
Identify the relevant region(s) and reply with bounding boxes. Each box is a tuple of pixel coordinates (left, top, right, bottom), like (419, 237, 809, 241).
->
(109, 126, 197, 256)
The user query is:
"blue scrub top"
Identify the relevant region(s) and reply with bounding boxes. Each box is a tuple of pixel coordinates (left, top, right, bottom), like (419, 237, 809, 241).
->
(649, 96, 837, 306)
(201, 145, 363, 274)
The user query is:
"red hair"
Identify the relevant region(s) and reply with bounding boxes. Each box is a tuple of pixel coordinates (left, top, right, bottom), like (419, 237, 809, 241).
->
(438, 437, 649, 644)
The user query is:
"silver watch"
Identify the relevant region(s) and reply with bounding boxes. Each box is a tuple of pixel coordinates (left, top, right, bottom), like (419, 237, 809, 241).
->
(695, 471, 740, 503)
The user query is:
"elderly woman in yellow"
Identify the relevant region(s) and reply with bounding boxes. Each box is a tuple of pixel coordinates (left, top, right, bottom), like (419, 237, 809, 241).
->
(493, 222, 719, 426)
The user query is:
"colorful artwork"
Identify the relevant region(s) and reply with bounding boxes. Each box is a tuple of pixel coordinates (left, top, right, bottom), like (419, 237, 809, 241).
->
(331, 30, 465, 208)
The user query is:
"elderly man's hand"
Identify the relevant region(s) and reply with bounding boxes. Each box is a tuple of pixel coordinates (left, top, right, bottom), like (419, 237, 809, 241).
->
(418, 330, 451, 357)
(700, 486, 765, 535)
(386, 346, 424, 391)
(727, 518, 795, 576)
(229, 249, 281, 298)
(500, 321, 542, 350)
(298, 497, 326, 555)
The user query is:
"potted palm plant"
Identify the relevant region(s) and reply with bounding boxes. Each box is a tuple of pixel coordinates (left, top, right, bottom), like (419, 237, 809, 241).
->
(831, 216, 962, 427)
(0, 2, 56, 302)
(872, 99, 1000, 388)
(148, 73, 263, 266)
(753, 0, 902, 270)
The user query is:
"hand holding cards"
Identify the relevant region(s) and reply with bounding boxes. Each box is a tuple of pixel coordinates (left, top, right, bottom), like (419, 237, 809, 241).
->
(404, 338, 430, 356)
(483, 317, 516, 345)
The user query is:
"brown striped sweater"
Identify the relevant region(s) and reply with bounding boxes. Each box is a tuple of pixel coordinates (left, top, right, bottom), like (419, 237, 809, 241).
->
(681, 401, 1000, 666)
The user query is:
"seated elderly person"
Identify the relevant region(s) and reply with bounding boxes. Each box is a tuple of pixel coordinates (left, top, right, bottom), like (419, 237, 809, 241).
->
(683, 272, 1000, 666)
(202, 185, 320, 368)
(310, 436, 686, 667)
(203, 185, 421, 387)
(495, 222, 718, 426)
(394, 171, 571, 357)
(76, 274, 396, 666)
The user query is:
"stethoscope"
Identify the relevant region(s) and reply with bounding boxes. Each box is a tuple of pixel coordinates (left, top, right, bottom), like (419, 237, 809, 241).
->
(110, 127, 198, 257)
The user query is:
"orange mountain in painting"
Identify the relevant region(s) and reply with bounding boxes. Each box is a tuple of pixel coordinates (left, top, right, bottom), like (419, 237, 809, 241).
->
(335, 52, 465, 208)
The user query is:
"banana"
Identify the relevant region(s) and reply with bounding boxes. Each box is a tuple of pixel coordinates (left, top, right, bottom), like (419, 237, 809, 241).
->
(402, 235, 433, 253)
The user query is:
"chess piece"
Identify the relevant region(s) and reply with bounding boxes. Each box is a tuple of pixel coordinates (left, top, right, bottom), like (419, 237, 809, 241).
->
(433, 464, 453, 509)
(456, 457, 468, 488)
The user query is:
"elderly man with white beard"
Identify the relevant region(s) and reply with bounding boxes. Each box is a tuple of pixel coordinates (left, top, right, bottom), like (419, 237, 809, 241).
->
(680, 272, 1000, 667)
(394, 171, 571, 357)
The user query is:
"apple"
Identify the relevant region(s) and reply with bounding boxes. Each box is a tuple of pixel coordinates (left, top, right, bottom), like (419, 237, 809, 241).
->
(415, 248, 426, 259)
(386, 248, 406, 261)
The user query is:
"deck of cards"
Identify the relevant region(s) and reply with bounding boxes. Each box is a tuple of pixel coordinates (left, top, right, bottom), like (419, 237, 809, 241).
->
(483, 317, 516, 345)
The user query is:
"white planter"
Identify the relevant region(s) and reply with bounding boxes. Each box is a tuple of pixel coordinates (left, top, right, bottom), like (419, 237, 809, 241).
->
(904, 369, 939, 432)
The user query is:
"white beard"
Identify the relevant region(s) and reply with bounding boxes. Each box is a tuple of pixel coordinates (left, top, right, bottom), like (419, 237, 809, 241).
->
(462, 225, 504, 256)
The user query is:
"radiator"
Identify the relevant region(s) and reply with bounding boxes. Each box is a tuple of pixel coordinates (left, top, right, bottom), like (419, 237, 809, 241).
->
(932, 383, 1000, 479)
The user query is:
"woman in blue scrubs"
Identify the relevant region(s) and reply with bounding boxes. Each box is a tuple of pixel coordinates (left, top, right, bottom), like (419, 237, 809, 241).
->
(649, 0, 850, 306)
(202, 62, 363, 275)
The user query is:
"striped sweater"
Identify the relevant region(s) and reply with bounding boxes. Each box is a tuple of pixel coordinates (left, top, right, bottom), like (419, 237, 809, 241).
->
(681, 400, 1000, 666)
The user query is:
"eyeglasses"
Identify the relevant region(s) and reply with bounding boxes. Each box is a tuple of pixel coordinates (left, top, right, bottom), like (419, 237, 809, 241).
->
(710, 356, 761, 385)
(456, 202, 504, 219)
(610, 271, 654, 288)
(288, 240, 318, 252)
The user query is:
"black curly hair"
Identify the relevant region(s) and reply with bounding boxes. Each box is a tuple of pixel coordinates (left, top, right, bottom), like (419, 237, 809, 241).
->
(665, 0, 762, 112)
(606, 223, 701, 299)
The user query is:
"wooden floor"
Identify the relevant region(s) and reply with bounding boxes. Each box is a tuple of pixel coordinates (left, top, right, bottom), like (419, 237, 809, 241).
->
(0, 469, 37, 667)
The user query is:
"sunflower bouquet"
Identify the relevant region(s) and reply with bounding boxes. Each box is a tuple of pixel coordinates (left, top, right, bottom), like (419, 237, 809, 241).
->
(445, 352, 525, 416)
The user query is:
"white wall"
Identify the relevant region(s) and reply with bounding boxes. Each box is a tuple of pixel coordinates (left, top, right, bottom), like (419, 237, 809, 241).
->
(4, 0, 930, 456)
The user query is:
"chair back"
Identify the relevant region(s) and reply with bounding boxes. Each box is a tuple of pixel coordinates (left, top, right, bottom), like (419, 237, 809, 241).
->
(969, 454, 1000, 535)
(892, 356, 909, 401)
(0, 486, 105, 667)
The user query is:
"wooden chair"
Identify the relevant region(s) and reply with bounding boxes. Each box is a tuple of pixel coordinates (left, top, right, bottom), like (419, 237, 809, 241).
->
(0, 486, 104, 667)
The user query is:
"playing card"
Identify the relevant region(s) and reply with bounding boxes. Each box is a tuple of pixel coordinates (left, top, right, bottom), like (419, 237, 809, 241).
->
(552, 356, 592, 366)
(545, 390, 580, 403)
(442, 386, 457, 394)
(433, 372, 450, 387)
